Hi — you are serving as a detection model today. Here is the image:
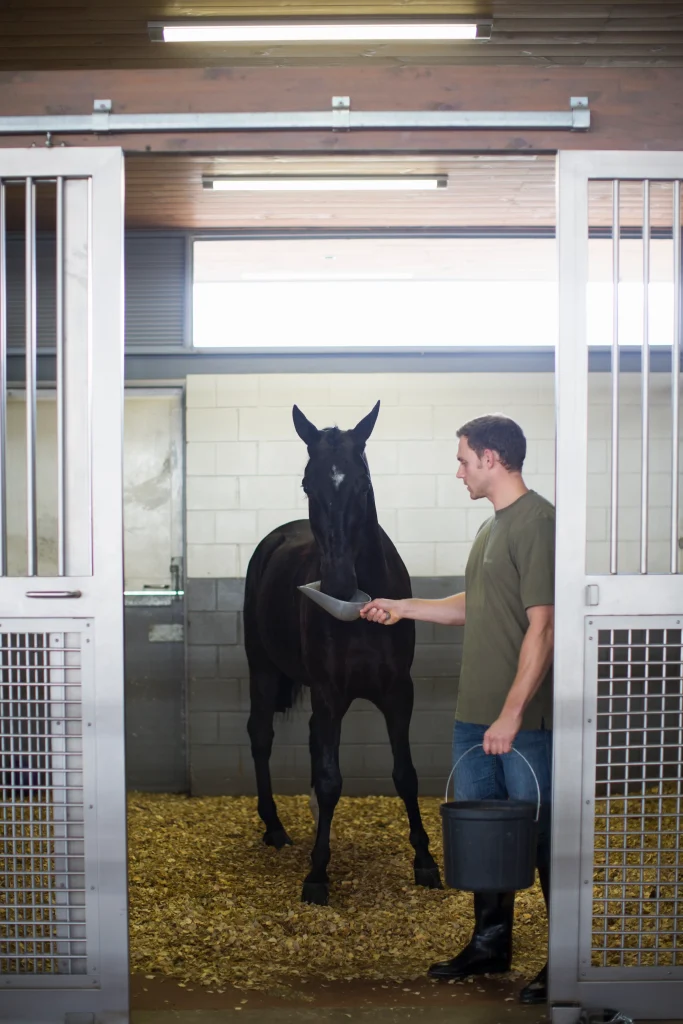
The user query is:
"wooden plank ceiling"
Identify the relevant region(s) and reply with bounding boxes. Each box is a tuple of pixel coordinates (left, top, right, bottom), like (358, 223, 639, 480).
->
(5, 154, 680, 230)
(125, 154, 557, 229)
(125, 154, 683, 229)
(2, 1, 683, 70)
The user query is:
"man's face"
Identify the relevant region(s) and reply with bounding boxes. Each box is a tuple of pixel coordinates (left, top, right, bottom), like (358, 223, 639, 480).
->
(456, 436, 490, 500)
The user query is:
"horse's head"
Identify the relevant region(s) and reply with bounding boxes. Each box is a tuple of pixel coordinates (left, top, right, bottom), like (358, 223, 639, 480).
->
(293, 401, 380, 601)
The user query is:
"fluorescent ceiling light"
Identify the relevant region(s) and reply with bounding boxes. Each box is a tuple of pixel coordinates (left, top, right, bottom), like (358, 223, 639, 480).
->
(154, 21, 490, 43)
(203, 176, 447, 192)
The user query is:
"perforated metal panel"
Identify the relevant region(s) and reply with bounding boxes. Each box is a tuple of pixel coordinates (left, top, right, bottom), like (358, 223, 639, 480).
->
(579, 617, 683, 981)
(0, 627, 96, 981)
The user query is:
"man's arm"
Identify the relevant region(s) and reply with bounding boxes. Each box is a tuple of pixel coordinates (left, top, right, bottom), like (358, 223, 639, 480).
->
(361, 593, 466, 627)
(483, 604, 554, 755)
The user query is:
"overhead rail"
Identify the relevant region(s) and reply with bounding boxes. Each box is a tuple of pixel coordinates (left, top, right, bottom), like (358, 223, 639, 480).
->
(0, 96, 590, 136)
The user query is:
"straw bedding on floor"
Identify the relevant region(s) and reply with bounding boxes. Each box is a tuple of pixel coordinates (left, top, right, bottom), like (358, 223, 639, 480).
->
(127, 793, 547, 993)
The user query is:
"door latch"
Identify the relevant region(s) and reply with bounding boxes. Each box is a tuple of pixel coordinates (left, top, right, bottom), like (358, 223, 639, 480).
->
(585, 584, 599, 607)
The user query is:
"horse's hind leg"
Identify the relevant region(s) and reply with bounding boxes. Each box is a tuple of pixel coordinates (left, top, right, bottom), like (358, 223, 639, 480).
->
(247, 670, 292, 849)
(380, 684, 442, 890)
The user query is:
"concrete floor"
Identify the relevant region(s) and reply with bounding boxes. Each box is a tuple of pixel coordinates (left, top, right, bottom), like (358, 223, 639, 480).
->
(129, 972, 683, 1024)
(132, 1012, 683, 1024)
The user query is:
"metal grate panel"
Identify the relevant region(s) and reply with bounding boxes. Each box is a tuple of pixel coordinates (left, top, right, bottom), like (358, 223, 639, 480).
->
(588, 623, 683, 971)
(0, 630, 88, 976)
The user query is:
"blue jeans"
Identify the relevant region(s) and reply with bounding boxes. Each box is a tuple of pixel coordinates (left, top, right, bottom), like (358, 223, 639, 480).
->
(451, 720, 552, 881)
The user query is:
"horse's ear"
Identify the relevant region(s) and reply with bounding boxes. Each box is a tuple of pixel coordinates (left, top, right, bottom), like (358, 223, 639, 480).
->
(292, 405, 321, 447)
(351, 401, 380, 446)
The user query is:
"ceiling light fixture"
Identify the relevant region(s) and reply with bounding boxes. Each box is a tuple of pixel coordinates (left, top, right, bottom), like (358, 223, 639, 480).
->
(203, 175, 448, 192)
(150, 20, 491, 43)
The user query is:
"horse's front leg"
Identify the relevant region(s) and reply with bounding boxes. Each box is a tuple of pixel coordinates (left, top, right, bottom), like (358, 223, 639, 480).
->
(382, 686, 442, 890)
(301, 710, 343, 906)
(247, 669, 292, 849)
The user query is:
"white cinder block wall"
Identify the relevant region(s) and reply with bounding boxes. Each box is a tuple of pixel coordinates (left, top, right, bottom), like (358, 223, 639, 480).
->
(187, 371, 680, 579)
(186, 373, 557, 579)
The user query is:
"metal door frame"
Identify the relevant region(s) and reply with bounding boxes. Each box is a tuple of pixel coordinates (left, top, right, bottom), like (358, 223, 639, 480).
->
(0, 148, 126, 1023)
(552, 151, 683, 1021)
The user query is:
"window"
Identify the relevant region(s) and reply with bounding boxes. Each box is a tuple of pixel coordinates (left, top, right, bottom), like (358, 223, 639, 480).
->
(192, 236, 676, 350)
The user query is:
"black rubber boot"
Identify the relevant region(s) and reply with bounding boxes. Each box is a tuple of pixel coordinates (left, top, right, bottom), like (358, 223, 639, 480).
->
(519, 856, 550, 1005)
(428, 891, 515, 980)
(519, 963, 547, 1004)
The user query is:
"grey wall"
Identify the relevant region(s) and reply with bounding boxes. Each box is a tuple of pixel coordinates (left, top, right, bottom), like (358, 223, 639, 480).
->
(124, 599, 188, 792)
(186, 577, 463, 797)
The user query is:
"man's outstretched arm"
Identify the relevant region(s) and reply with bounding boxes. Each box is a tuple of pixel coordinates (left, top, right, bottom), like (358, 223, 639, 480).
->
(361, 593, 466, 627)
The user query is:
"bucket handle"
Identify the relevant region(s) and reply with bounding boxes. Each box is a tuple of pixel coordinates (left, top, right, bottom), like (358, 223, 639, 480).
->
(444, 743, 541, 823)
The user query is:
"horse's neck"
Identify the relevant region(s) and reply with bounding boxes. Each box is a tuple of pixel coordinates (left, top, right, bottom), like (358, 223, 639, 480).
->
(355, 490, 389, 592)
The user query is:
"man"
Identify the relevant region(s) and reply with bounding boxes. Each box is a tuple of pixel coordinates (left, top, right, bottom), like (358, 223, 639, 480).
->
(361, 414, 554, 1006)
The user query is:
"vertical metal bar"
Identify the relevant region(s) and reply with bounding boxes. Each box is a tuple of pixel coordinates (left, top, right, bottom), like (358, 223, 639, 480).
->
(0, 178, 7, 577)
(641, 181, 651, 575)
(62, 178, 93, 578)
(672, 181, 681, 574)
(610, 180, 621, 575)
(552, 151, 591, 1004)
(25, 178, 38, 577)
(86, 176, 94, 570)
(56, 177, 65, 577)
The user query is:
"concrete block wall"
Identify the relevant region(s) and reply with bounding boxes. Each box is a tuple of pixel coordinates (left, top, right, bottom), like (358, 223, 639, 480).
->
(124, 600, 187, 792)
(186, 372, 558, 580)
(187, 575, 462, 797)
(185, 370, 679, 796)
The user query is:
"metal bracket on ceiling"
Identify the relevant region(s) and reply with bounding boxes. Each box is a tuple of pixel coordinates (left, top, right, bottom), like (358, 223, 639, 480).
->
(331, 96, 351, 131)
(93, 98, 112, 131)
(570, 96, 590, 131)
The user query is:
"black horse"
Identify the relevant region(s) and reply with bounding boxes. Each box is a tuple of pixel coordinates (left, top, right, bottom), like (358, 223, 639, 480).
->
(244, 401, 442, 906)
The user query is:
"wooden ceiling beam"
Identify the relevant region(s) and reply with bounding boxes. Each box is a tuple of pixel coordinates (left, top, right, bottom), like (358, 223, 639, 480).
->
(3, 1, 683, 69)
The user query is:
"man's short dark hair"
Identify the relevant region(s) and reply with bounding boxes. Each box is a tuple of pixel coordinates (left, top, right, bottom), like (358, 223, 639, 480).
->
(456, 414, 526, 473)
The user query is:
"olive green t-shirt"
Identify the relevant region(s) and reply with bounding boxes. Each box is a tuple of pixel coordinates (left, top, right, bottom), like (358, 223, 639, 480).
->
(456, 490, 555, 731)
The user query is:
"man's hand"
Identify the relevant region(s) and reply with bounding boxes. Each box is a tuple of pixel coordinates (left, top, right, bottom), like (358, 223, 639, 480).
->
(360, 598, 404, 625)
(483, 710, 523, 755)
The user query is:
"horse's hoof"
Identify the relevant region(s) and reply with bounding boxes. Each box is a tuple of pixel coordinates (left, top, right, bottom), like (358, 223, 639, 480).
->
(263, 828, 293, 849)
(415, 866, 443, 889)
(301, 882, 329, 906)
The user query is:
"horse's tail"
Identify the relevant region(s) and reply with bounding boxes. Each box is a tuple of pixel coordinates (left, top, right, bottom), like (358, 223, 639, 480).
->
(275, 673, 303, 714)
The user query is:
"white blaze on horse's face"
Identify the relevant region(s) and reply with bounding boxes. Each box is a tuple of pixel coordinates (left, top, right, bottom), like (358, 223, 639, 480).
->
(330, 465, 345, 490)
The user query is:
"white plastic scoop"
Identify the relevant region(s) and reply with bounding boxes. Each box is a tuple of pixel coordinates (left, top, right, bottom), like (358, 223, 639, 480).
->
(298, 581, 371, 622)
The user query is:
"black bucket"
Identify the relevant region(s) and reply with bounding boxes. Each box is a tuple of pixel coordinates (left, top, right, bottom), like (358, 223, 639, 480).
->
(440, 744, 540, 892)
